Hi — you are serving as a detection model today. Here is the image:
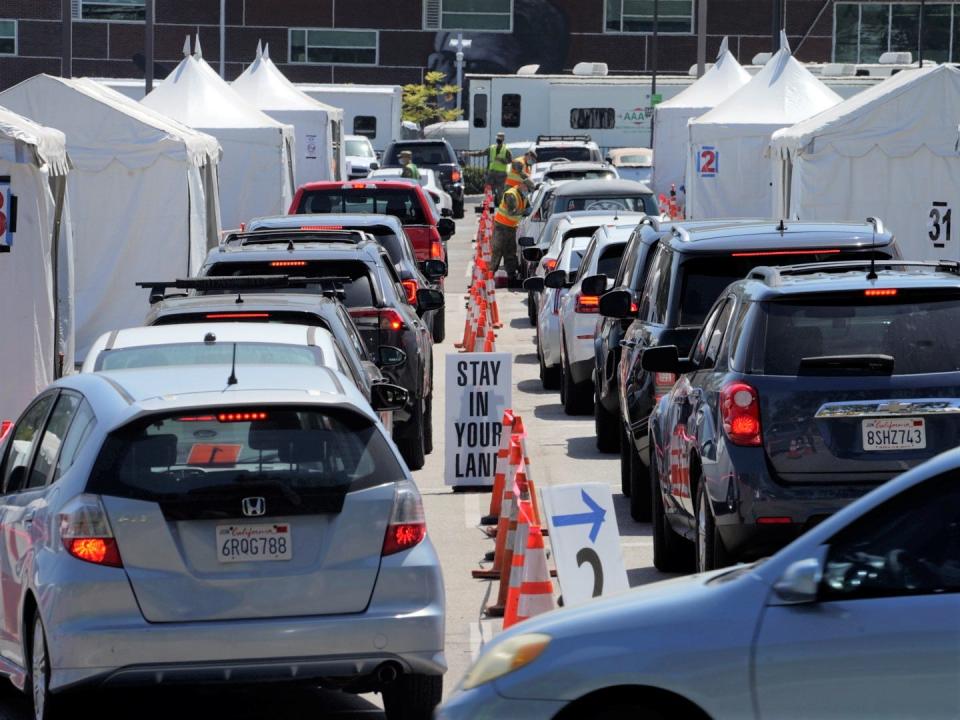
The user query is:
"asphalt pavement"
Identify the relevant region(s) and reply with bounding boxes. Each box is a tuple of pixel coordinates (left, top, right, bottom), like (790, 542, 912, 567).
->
(0, 199, 670, 718)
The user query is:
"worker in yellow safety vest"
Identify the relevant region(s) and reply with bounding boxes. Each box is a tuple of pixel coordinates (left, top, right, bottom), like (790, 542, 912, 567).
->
(491, 177, 535, 285)
(465, 130, 512, 202)
(522, 149, 538, 176)
(504, 159, 529, 190)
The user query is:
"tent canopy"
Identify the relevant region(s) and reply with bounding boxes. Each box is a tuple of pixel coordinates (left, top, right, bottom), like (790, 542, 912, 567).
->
(0, 104, 70, 175)
(233, 43, 343, 118)
(657, 38, 751, 111)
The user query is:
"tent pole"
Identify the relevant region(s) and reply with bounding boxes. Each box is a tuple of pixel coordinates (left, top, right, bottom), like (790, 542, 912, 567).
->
(650, 0, 659, 146)
(220, 0, 226, 78)
(61, 0, 71, 78)
(145, 0, 154, 94)
(772, 0, 783, 52)
(696, 0, 707, 78)
(918, 0, 925, 67)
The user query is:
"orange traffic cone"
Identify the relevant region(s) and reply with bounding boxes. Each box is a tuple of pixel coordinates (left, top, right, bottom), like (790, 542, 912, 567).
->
(514, 417, 545, 531)
(502, 500, 532, 629)
(515, 521, 555, 624)
(474, 439, 522, 580)
(484, 495, 519, 618)
(482, 327, 496, 352)
(482, 410, 515, 526)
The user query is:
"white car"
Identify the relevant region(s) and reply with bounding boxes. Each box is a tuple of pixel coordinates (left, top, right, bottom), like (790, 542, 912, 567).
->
(515, 180, 569, 264)
(368, 167, 454, 215)
(557, 220, 638, 415)
(541, 161, 619, 184)
(345, 134, 380, 179)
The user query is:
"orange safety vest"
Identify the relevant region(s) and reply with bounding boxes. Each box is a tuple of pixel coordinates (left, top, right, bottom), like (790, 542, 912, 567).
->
(494, 187, 527, 228)
(504, 164, 526, 189)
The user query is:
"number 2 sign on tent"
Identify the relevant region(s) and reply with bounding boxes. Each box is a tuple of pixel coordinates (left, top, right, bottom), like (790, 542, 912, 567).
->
(444, 352, 512, 487)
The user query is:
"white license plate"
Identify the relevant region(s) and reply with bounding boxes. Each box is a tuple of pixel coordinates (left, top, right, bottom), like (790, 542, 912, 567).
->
(861, 417, 926, 451)
(216, 523, 292, 563)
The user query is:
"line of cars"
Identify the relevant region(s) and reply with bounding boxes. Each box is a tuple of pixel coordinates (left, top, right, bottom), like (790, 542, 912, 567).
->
(0, 178, 458, 719)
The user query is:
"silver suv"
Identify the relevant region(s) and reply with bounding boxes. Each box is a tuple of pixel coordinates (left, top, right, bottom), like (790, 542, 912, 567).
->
(0, 363, 445, 719)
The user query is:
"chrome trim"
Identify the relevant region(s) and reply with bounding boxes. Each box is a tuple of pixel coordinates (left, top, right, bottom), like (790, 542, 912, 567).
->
(815, 398, 960, 419)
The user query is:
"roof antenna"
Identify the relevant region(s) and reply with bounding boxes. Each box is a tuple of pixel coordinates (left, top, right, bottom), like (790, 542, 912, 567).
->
(866, 216, 879, 280)
(227, 343, 239, 386)
(287, 238, 295, 251)
(234, 290, 244, 304)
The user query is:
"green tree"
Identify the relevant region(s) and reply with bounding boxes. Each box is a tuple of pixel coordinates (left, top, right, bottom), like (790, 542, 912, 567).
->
(402, 71, 463, 126)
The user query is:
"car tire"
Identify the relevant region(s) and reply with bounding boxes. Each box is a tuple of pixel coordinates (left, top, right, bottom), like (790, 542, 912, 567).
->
(383, 673, 443, 720)
(628, 438, 651, 522)
(539, 337, 561, 390)
(527, 291, 537, 326)
(28, 615, 58, 720)
(431, 308, 445, 344)
(453, 198, 465, 219)
(696, 480, 729, 572)
(652, 453, 694, 573)
(594, 389, 620, 453)
(423, 393, 434, 455)
(396, 398, 426, 471)
(619, 423, 632, 497)
(561, 344, 592, 416)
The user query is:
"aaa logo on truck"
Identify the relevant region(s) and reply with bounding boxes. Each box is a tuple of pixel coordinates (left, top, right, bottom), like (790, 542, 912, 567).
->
(697, 146, 718, 178)
(619, 108, 648, 126)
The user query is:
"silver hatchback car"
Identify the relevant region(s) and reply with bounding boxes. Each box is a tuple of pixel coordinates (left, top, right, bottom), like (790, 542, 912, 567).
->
(0, 364, 445, 720)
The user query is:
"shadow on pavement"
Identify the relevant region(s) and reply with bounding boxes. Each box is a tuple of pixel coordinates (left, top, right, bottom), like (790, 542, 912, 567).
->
(628, 565, 677, 588)
(517, 378, 550, 395)
(611, 493, 654, 538)
(566, 435, 603, 459)
(509, 317, 531, 330)
(514, 352, 538, 365)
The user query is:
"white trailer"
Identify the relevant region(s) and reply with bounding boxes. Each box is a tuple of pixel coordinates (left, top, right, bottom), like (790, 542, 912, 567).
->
(296, 84, 402, 154)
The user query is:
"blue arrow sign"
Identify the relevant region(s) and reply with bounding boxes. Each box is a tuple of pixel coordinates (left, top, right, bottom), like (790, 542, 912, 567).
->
(551, 489, 606, 543)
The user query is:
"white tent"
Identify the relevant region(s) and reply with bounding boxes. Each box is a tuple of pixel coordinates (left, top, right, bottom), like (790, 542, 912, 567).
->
(233, 42, 345, 186)
(686, 34, 842, 219)
(771, 65, 960, 261)
(0, 75, 222, 361)
(651, 38, 750, 197)
(0, 105, 74, 421)
(143, 38, 295, 229)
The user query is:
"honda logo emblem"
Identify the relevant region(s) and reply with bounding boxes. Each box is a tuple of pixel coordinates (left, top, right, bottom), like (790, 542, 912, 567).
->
(242, 497, 266, 517)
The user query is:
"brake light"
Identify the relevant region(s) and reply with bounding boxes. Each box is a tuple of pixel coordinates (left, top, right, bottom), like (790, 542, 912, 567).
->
(59, 495, 122, 568)
(543, 258, 557, 271)
(401, 280, 419, 304)
(451, 170, 462, 182)
(349, 182, 369, 189)
(630, 301, 639, 314)
(270, 260, 307, 267)
(176, 415, 216, 422)
(300, 225, 343, 230)
(730, 249, 841, 258)
(350, 308, 406, 331)
(205, 313, 270, 320)
(865, 288, 897, 297)
(430, 239, 444, 260)
(720, 382, 761, 446)
(575, 294, 600, 313)
(757, 516, 793, 525)
(0, 420, 12, 443)
(382, 481, 427, 556)
(217, 412, 268, 422)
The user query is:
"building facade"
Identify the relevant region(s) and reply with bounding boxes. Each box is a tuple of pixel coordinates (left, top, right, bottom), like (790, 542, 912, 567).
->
(1, 1, 958, 92)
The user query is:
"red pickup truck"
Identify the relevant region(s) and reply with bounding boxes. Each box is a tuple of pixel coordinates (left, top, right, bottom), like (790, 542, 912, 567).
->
(289, 180, 453, 266)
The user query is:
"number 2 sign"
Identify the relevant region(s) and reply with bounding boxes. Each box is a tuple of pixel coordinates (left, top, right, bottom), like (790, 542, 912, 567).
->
(697, 146, 718, 178)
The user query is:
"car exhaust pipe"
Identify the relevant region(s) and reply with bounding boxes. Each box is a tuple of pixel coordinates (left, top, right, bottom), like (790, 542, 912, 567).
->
(376, 662, 401, 685)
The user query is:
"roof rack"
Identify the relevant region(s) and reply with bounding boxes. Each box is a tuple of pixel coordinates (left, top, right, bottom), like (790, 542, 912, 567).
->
(219, 228, 368, 250)
(536, 134, 592, 143)
(748, 260, 960, 287)
(136, 275, 353, 304)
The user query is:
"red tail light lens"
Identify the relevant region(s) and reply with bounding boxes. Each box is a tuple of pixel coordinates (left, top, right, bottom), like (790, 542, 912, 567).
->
(205, 313, 270, 320)
(720, 382, 761, 446)
(0, 420, 12, 444)
(401, 280, 419, 304)
(300, 225, 343, 230)
(380, 309, 405, 331)
(865, 288, 897, 297)
(543, 259, 558, 271)
(217, 412, 268, 422)
(430, 240, 444, 259)
(382, 481, 427, 556)
(575, 294, 600, 313)
(269, 260, 307, 267)
(67, 538, 122, 567)
(59, 495, 123, 568)
(451, 170, 462, 182)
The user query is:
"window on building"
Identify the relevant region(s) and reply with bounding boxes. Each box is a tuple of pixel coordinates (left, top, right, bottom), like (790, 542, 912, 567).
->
(0, 20, 16, 55)
(605, 0, 694, 33)
(424, 0, 513, 32)
(834, 2, 960, 63)
(353, 116, 377, 138)
(501, 93, 521, 128)
(473, 93, 488, 128)
(570, 108, 616, 130)
(289, 29, 378, 65)
(79, 0, 145, 21)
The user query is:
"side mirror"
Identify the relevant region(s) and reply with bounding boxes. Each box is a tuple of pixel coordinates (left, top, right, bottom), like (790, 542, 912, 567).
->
(378, 345, 407, 367)
(580, 274, 608, 297)
(417, 287, 445, 312)
(773, 557, 823, 605)
(370, 382, 409, 412)
(437, 218, 456, 239)
(522, 247, 544, 263)
(598, 289, 635, 318)
(640, 345, 694, 374)
(420, 259, 447, 279)
(369, 161, 380, 171)
(517, 236, 536, 247)
(544, 269, 569, 289)
(441, 208, 453, 218)
(523, 277, 545, 292)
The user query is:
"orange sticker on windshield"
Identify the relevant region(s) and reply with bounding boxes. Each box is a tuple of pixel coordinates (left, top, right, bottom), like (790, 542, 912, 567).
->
(187, 443, 242, 466)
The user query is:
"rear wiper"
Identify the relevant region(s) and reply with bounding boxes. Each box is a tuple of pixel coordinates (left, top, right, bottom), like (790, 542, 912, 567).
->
(799, 354, 894, 375)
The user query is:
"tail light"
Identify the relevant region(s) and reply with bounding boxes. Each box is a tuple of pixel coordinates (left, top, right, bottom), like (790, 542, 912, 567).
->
(401, 280, 419, 304)
(430, 240, 444, 260)
(350, 308, 406, 331)
(720, 382, 761, 446)
(451, 170, 462, 182)
(0, 420, 12, 444)
(382, 481, 427, 556)
(205, 313, 270, 320)
(653, 372, 677, 403)
(543, 259, 557, 271)
(575, 294, 600, 314)
(59, 495, 123, 568)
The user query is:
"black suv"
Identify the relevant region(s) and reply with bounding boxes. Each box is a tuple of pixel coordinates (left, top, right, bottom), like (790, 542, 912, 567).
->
(383, 139, 465, 218)
(644, 260, 960, 573)
(198, 228, 443, 470)
(603, 220, 899, 521)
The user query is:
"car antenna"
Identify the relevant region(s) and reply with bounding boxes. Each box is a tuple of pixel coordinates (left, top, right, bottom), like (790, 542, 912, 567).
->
(234, 290, 244, 304)
(866, 216, 878, 280)
(777, 218, 786, 235)
(227, 343, 238, 386)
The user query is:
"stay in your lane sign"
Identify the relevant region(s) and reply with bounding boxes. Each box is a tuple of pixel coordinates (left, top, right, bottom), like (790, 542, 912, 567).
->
(444, 352, 512, 487)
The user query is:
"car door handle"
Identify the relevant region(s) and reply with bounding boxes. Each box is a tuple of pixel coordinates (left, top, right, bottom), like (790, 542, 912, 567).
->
(620, 339, 636, 348)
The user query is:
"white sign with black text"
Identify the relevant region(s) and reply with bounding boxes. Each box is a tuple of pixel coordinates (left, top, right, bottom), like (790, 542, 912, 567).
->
(541, 483, 629, 607)
(444, 352, 512, 487)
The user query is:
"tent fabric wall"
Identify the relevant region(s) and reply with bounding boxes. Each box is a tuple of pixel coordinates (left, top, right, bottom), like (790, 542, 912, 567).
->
(651, 38, 750, 197)
(686, 35, 841, 220)
(0, 75, 222, 361)
(143, 45, 295, 228)
(0, 106, 73, 421)
(770, 66, 960, 260)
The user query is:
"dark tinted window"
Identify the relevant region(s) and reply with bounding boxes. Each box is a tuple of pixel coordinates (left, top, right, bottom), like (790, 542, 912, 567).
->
(54, 400, 96, 481)
(385, 143, 453, 167)
(29, 392, 83, 489)
(552, 193, 658, 216)
(615, 235, 642, 286)
(295, 188, 426, 225)
(501, 94, 521, 127)
(473, 93, 488, 128)
(353, 116, 377, 138)
(597, 244, 627, 278)
(536, 146, 593, 162)
(570, 108, 615, 130)
(206, 260, 377, 308)
(545, 169, 617, 182)
(2, 394, 55, 494)
(639, 244, 671, 325)
(758, 296, 960, 376)
(154, 312, 333, 329)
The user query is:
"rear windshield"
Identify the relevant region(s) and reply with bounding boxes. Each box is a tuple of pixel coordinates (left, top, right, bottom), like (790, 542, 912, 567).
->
(295, 188, 427, 225)
(552, 194, 658, 216)
(87, 408, 402, 516)
(597, 244, 626, 277)
(205, 261, 377, 308)
(95, 343, 322, 372)
(546, 170, 617, 182)
(616, 154, 651, 166)
(345, 140, 375, 158)
(385, 143, 452, 166)
(759, 297, 960, 376)
(153, 312, 332, 329)
(537, 146, 593, 162)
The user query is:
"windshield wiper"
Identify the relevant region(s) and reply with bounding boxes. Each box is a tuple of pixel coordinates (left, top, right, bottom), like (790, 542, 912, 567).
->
(799, 354, 894, 376)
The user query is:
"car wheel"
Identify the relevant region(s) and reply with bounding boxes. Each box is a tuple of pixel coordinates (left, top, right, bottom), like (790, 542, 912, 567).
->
(628, 437, 651, 522)
(652, 452, 694, 572)
(619, 423, 632, 497)
(539, 337, 560, 390)
(527, 291, 536, 325)
(383, 673, 443, 720)
(453, 198, 464, 219)
(562, 344, 592, 416)
(695, 480, 728, 572)
(431, 308, 445, 344)
(423, 393, 434, 455)
(396, 398, 426, 471)
(594, 389, 620, 453)
(28, 615, 57, 720)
